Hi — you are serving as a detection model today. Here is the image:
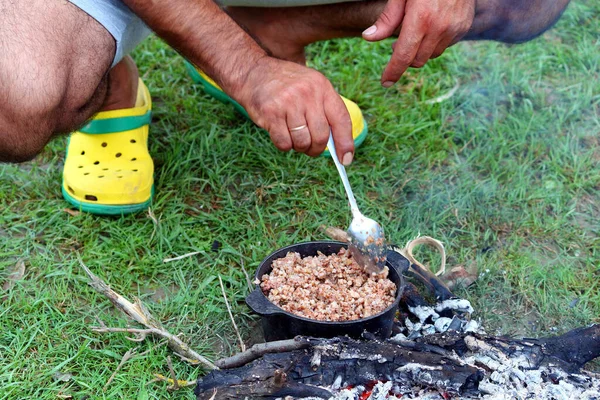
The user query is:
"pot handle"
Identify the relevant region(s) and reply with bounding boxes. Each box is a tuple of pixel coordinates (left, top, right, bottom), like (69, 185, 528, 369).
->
(386, 246, 410, 274)
(246, 288, 283, 316)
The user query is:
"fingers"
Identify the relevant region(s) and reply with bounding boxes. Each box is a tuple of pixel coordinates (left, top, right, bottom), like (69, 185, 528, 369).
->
(287, 114, 312, 153)
(376, 0, 476, 86)
(324, 92, 354, 165)
(362, 0, 406, 42)
(381, 12, 425, 85)
(236, 58, 353, 162)
(268, 121, 293, 153)
(411, 35, 440, 68)
(431, 35, 455, 59)
(304, 107, 330, 158)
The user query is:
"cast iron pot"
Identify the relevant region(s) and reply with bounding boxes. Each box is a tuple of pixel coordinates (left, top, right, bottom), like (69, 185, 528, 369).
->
(246, 241, 409, 341)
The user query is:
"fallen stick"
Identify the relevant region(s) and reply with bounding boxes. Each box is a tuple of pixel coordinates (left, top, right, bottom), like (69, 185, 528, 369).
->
(79, 256, 217, 370)
(103, 347, 137, 391)
(167, 356, 179, 391)
(218, 275, 246, 352)
(197, 328, 600, 400)
(215, 337, 311, 369)
(163, 251, 202, 263)
(239, 259, 254, 292)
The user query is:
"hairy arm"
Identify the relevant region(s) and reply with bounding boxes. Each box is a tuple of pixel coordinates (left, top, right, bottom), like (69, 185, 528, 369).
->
(122, 0, 265, 98)
(122, 0, 355, 163)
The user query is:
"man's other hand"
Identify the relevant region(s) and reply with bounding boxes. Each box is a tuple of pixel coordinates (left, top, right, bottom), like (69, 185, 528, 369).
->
(236, 58, 355, 165)
(362, 0, 475, 87)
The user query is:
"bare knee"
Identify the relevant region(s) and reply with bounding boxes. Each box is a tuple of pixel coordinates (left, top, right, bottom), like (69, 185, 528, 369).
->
(0, 62, 110, 163)
(0, 117, 52, 164)
(0, 0, 114, 163)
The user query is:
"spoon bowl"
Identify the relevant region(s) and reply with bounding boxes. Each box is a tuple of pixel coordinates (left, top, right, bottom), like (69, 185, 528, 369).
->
(327, 134, 387, 273)
(347, 212, 387, 273)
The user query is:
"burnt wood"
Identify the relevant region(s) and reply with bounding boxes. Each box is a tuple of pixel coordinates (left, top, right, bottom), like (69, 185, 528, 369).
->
(196, 326, 600, 400)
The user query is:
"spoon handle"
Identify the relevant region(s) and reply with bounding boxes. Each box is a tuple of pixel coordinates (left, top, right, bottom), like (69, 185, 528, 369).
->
(327, 133, 360, 215)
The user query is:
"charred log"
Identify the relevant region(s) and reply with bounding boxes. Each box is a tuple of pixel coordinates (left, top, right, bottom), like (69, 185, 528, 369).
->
(196, 327, 600, 400)
(196, 336, 482, 400)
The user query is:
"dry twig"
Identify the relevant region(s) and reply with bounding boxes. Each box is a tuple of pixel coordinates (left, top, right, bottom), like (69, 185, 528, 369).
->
(78, 255, 217, 370)
(215, 337, 310, 369)
(163, 251, 202, 263)
(166, 356, 179, 391)
(319, 225, 350, 242)
(103, 347, 137, 391)
(62, 208, 81, 217)
(240, 259, 253, 292)
(218, 275, 246, 352)
(147, 208, 159, 244)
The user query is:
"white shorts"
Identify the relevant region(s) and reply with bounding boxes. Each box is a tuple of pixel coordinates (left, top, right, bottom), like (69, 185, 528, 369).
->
(69, 0, 358, 67)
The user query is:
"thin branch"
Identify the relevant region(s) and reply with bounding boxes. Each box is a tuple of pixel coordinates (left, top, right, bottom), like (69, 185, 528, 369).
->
(91, 326, 153, 342)
(218, 275, 246, 352)
(147, 208, 159, 245)
(320, 225, 350, 242)
(215, 337, 311, 369)
(163, 251, 202, 263)
(78, 255, 217, 370)
(103, 347, 137, 391)
(240, 259, 253, 292)
(166, 356, 179, 391)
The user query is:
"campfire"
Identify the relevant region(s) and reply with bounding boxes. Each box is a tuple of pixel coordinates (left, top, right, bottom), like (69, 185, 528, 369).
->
(79, 235, 600, 400)
(194, 239, 600, 400)
(195, 292, 600, 399)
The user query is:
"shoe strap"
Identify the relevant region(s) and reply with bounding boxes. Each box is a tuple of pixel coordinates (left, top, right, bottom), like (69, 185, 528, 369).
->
(79, 111, 152, 134)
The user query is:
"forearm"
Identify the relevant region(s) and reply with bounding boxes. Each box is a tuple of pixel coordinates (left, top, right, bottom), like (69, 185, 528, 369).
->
(122, 0, 267, 94)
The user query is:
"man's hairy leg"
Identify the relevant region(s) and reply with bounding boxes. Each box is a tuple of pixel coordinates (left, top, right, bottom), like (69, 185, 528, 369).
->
(225, 0, 571, 64)
(0, 0, 121, 162)
(225, 3, 384, 64)
(465, 0, 571, 43)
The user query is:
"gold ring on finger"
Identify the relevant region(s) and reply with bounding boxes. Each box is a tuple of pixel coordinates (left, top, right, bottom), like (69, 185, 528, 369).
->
(289, 124, 308, 132)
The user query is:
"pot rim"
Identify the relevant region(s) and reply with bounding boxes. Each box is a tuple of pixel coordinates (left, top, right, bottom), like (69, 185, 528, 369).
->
(251, 240, 405, 325)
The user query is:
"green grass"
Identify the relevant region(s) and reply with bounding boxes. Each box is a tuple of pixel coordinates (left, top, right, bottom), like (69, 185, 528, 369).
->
(1, 1, 599, 397)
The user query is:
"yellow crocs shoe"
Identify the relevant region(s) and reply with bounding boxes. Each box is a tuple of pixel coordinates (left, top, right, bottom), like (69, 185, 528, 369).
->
(184, 60, 368, 156)
(62, 79, 154, 215)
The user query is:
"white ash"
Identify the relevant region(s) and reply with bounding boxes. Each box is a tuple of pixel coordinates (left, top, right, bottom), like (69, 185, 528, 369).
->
(310, 349, 322, 368)
(433, 317, 452, 333)
(403, 297, 485, 338)
(331, 375, 343, 391)
(292, 297, 598, 400)
(309, 367, 600, 400)
(434, 299, 474, 314)
(368, 382, 397, 400)
(408, 305, 439, 324)
(463, 320, 481, 333)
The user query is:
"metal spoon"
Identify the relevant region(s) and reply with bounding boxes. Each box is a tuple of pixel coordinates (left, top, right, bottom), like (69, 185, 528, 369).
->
(327, 134, 387, 273)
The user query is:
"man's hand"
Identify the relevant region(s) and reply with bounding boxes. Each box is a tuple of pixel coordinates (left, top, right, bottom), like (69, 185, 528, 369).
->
(123, 0, 353, 163)
(362, 0, 475, 87)
(235, 57, 355, 164)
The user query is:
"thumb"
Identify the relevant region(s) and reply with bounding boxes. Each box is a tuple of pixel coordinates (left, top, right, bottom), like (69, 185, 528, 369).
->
(362, 0, 406, 42)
